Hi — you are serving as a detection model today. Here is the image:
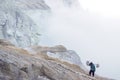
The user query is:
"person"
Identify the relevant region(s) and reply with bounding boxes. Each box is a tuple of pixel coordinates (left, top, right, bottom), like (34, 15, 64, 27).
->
(89, 62, 96, 77)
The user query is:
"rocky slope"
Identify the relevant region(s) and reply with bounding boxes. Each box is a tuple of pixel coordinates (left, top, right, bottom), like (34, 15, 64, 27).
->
(0, 39, 112, 80)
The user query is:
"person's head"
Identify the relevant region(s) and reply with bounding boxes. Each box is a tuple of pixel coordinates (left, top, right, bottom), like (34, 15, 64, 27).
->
(89, 62, 94, 65)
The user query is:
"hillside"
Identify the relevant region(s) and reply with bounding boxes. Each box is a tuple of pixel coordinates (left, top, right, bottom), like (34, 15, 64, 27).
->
(0, 39, 112, 80)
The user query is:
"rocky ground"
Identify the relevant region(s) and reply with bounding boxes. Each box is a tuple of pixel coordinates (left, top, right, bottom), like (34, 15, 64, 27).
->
(0, 39, 113, 80)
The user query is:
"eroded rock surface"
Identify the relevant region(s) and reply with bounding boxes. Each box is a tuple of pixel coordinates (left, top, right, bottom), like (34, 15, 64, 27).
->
(0, 39, 112, 80)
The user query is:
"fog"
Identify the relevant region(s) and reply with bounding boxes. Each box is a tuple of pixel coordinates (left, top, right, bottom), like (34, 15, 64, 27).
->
(39, 0, 120, 79)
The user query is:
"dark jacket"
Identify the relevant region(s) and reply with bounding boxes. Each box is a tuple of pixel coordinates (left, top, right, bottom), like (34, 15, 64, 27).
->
(89, 62, 96, 71)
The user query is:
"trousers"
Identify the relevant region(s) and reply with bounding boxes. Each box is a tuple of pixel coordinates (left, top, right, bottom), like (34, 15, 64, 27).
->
(89, 70, 95, 77)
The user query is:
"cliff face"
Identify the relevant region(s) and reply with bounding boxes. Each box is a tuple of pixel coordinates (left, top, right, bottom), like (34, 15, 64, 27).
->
(0, 39, 111, 80)
(0, 0, 50, 47)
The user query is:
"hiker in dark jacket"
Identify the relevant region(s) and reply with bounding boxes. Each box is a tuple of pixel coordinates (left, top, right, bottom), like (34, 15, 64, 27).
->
(89, 62, 96, 77)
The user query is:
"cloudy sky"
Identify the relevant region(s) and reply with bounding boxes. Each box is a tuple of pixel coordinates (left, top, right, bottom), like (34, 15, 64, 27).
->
(40, 0, 120, 79)
(80, 0, 120, 17)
